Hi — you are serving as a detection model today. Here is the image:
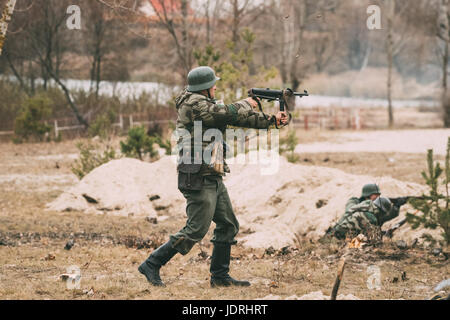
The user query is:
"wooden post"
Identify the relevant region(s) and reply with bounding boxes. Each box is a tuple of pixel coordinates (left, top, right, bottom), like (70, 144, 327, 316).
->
(331, 256, 347, 300)
(334, 113, 339, 130)
(119, 114, 123, 130)
(355, 109, 361, 130)
(129, 115, 133, 128)
(351, 109, 356, 130)
(304, 115, 308, 131)
(54, 120, 59, 138)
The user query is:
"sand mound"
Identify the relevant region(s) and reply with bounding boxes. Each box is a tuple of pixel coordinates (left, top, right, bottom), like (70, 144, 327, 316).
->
(225, 154, 441, 248)
(48, 154, 442, 247)
(47, 157, 184, 217)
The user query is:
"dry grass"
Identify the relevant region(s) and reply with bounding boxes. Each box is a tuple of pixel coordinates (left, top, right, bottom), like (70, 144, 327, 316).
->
(0, 137, 448, 300)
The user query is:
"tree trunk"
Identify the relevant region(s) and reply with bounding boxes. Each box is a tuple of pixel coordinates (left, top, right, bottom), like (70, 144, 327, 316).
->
(386, 0, 395, 128)
(96, 54, 101, 98)
(0, 0, 17, 56)
(442, 41, 448, 102)
(90, 58, 97, 92)
(289, 0, 305, 92)
(180, 0, 191, 78)
(387, 46, 393, 128)
(4, 48, 28, 94)
(232, 0, 239, 44)
(36, 49, 88, 127)
(360, 44, 371, 71)
(444, 55, 450, 127)
(442, 0, 450, 128)
(205, 0, 211, 44)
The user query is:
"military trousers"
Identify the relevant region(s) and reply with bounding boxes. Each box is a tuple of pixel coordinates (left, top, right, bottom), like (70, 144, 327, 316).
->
(169, 176, 239, 255)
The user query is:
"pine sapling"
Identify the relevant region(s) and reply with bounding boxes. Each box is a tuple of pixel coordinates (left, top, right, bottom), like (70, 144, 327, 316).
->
(407, 137, 450, 244)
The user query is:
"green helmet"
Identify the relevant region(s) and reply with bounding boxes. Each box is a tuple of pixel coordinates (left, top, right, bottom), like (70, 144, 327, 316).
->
(373, 197, 392, 214)
(187, 66, 220, 92)
(361, 183, 381, 198)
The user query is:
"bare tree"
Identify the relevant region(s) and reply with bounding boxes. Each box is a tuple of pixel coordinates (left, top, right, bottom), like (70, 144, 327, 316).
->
(84, 1, 114, 98)
(203, 0, 223, 44)
(386, 0, 395, 127)
(270, 0, 338, 91)
(1, 0, 38, 94)
(145, 0, 200, 79)
(384, 0, 410, 128)
(229, 0, 250, 44)
(24, 0, 88, 126)
(339, 0, 371, 71)
(310, 6, 340, 73)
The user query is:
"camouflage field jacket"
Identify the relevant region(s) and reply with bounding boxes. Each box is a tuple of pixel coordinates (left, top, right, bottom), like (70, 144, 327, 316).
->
(175, 89, 276, 176)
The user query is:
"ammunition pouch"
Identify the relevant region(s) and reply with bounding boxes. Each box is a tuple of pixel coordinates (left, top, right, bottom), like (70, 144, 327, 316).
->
(177, 163, 203, 191)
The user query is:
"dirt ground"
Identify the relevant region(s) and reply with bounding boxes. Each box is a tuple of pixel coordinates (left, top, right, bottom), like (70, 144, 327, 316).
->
(0, 131, 448, 300)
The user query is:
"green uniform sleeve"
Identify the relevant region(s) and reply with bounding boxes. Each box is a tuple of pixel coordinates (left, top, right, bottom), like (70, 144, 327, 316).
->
(191, 98, 275, 129)
(349, 200, 372, 213)
(345, 197, 361, 213)
(230, 100, 275, 129)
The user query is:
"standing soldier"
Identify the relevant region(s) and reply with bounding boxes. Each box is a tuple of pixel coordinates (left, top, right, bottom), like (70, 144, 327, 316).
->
(326, 184, 401, 239)
(138, 66, 289, 287)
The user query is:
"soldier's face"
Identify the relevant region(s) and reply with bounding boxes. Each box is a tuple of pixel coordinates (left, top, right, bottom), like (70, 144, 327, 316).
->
(370, 194, 380, 201)
(209, 85, 216, 99)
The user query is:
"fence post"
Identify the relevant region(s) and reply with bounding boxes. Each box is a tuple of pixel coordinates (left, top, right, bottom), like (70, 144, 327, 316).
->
(129, 115, 133, 128)
(351, 109, 361, 130)
(119, 114, 123, 130)
(54, 120, 59, 138)
(304, 115, 309, 131)
(333, 109, 339, 129)
(347, 109, 352, 129)
(355, 109, 361, 130)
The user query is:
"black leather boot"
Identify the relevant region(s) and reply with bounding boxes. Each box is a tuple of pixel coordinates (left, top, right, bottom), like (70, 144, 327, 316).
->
(138, 241, 178, 287)
(210, 243, 250, 288)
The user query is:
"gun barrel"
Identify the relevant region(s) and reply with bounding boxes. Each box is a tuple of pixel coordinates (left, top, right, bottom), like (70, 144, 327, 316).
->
(249, 88, 309, 100)
(249, 88, 283, 99)
(293, 90, 309, 97)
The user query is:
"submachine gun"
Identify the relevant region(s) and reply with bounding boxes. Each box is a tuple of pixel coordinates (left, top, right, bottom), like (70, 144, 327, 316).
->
(248, 88, 309, 128)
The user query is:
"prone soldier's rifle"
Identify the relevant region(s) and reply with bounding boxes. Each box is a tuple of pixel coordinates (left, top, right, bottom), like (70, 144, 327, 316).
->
(383, 196, 425, 238)
(388, 196, 425, 208)
(248, 88, 309, 128)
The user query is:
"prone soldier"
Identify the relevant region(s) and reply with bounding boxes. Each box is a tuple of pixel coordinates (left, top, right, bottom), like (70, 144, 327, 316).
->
(326, 184, 401, 239)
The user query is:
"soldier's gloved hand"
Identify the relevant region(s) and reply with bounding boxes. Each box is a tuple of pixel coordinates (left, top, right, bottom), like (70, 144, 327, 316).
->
(275, 111, 289, 126)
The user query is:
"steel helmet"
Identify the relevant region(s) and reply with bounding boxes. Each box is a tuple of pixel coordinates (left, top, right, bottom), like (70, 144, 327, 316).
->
(361, 183, 381, 198)
(187, 66, 220, 92)
(373, 197, 392, 214)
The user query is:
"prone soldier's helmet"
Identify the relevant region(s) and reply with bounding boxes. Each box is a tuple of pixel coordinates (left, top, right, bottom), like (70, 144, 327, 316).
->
(187, 66, 220, 92)
(361, 183, 381, 198)
(373, 197, 392, 214)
